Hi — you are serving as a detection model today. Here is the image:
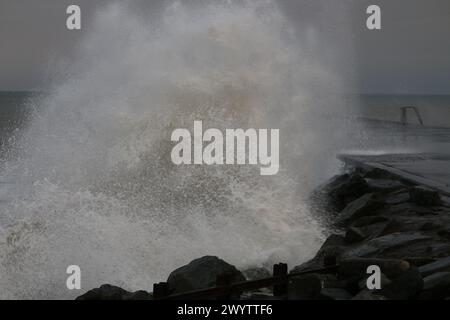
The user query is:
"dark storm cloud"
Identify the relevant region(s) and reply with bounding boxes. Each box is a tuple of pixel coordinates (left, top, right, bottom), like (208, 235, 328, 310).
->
(0, 0, 449, 93)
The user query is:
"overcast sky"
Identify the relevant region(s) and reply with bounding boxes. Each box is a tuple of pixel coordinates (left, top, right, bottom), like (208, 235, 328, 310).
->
(0, 0, 449, 94)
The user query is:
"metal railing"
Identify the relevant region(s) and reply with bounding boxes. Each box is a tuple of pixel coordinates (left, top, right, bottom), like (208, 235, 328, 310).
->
(400, 106, 424, 126)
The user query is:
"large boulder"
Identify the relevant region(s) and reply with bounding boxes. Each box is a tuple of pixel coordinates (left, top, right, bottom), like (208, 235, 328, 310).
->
(290, 234, 346, 273)
(327, 173, 370, 209)
(336, 193, 383, 226)
(409, 186, 442, 206)
(167, 256, 245, 294)
(420, 272, 450, 299)
(379, 267, 423, 300)
(419, 256, 450, 276)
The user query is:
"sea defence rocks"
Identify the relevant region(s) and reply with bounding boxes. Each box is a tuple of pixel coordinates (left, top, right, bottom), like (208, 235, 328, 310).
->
(75, 256, 246, 300)
(167, 256, 245, 294)
(76, 166, 450, 300)
(289, 167, 450, 300)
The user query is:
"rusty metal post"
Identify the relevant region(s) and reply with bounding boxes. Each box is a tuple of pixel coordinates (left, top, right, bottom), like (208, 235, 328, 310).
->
(273, 263, 288, 297)
(153, 282, 169, 300)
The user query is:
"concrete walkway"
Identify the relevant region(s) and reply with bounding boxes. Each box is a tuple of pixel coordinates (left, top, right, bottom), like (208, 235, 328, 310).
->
(338, 153, 450, 196)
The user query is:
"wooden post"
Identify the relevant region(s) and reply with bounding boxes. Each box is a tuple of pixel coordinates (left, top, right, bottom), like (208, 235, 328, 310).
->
(324, 254, 337, 267)
(153, 282, 169, 300)
(216, 272, 233, 300)
(273, 263, 288, 297)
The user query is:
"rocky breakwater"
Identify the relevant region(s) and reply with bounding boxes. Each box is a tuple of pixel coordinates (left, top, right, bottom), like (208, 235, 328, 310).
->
(76, 167, 450, 300)
(291, 167, 450, 300)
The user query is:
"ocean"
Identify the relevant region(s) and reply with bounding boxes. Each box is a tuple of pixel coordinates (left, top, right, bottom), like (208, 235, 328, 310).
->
(3, 92, 450, 133)
(0, 1, 449, 299)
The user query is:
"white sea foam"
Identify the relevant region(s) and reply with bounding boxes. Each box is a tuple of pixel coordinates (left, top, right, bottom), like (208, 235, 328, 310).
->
(0, 0, 356, 299)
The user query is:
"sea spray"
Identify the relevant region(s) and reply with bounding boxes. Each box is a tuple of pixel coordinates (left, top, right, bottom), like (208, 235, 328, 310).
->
(0, 0, 356, 299)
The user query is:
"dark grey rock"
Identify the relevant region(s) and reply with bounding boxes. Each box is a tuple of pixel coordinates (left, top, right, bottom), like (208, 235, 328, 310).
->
(384, 190, 410, 205)
(336, 193, 383, 226)
(379, 267, 423, 300)
(167, 256, 245, 294)
(75, 284, 152, 300)
(328, 173, 370, 209)
(345, 227, 367, 244)
(290, 234, 345, 273)
(377, 218, 433, 237)
(319, 288, 352, 300)
(420, 272, 450, 299)
(419, 256, 450, 276)
(409, 186, 442, 206)
(338, 258, 410, 279)
(352, 289, 386, 300)
(352, 216, 389, 228)
(404, 257, 437, 267)
(341, 232, 432, 259)
(365, 179, 404, 193)
(425, 243, 450, 257)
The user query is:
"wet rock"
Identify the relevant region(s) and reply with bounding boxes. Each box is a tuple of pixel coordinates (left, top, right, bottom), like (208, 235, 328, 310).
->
(420, 272, 450, 299)
(328, 173, 370, 210)
(344, 227, 367, 244)
(384, 190, 410, 205)
(338, 258, 410, 279)
(352, 216, 389, 228)
(379, 267, 423, 300)
(419, 256, 450, 276)
(437, 225, 450, 240)
(380, 202, 437, 219)
(365, 179, 404, 193)
(336, 193, 383, 226)
(319, 288, 352, 300)
(409, 186, 442, 206)
(167, 256, 245, 294)
(75, 284, 152, 300)
(341, 232, 432, 259)
(242, 267, 271, 281)
(425, 243, 450, 257)
(358, 222, 391, 240)
(352, 289, 386, 300)
(404, 257, 437, 267)
(377, 218, 432, 237)
(291, 234, 345, 273)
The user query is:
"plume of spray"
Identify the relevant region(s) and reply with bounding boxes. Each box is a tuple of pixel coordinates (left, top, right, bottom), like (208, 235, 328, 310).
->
(0, 0, 357, 299)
